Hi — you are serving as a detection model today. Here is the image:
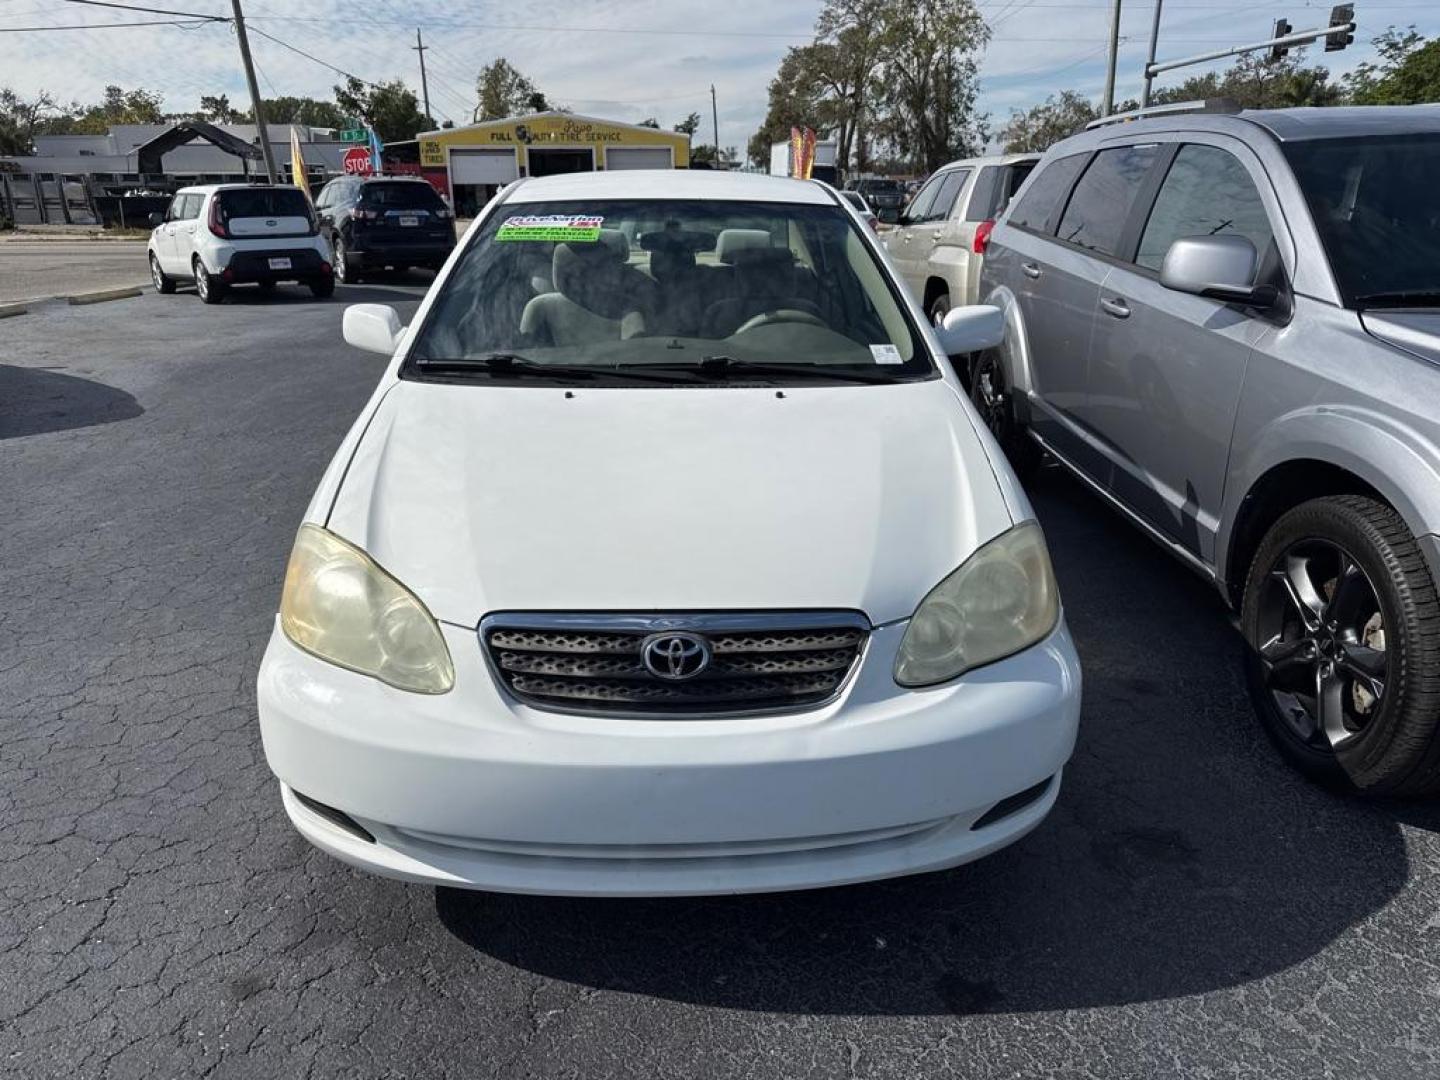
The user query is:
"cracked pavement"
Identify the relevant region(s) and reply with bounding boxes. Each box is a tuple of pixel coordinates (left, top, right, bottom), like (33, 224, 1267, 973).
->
(3, 280, 1440, 1079)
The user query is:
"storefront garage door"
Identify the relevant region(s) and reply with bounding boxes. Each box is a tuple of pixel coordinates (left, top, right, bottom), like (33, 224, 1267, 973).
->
(450, 149, 519, 184)
(606, 147, 674, 170)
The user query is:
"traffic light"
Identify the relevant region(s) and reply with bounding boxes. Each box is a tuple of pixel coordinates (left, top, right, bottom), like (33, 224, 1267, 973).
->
(1270, 18, 1292, 61)
(1325, 3, 1355, 52)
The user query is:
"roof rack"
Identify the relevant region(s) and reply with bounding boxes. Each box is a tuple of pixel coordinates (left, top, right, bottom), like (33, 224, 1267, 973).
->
(1086, 97, 1242, 131)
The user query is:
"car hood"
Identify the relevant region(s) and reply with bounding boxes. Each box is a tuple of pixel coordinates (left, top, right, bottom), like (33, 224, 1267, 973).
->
(1360, 310, 1440, 367)
(324, 378, 1014, 626)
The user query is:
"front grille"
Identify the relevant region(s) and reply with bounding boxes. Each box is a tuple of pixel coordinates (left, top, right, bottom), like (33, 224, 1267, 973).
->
(481, 613, 869, 717)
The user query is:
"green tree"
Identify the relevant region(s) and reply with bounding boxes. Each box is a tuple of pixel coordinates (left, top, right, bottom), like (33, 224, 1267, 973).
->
(197, 94, 240, 123)
(1151, 49, 1340, 108)
(1344, 27, 1440, 104)
(747, 45, 830, 167)
(0, 88, 61, 155)
(638, 117, 660, 129)
(475, 58, 547, 121)
(999, 90, 1098, 153)
(333, 77, 427, 142)
(673, 112, 701, 135)
(814, 0, 889, 173)
(255, 96, 347, 129)
(44, 85, 165, 134)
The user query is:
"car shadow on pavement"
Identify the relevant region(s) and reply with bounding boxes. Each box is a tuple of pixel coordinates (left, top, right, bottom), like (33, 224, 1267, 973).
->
(434, 465, 1416, 1017)
(0, 363, 144, 439)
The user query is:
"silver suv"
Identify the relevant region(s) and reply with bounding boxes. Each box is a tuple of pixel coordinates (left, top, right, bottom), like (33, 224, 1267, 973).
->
(979, 104, 1440, 797)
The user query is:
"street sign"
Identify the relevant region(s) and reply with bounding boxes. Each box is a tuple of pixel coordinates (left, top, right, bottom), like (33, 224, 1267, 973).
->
(342, 147, 374, 175)
(339, 128, 367, 143)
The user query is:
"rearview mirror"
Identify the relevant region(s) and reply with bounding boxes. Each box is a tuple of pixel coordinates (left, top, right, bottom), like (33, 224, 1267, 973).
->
(148, 212, 164, 227)
(935, 304, 1005, 356)
(877, 208, 901, 225)
(343, 304, 405, 356)
(1159, 235, 1275, 306)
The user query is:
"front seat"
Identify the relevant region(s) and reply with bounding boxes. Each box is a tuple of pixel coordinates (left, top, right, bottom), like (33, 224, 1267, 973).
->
(701, 229, 820, 338)
(520, 230, 657, 346)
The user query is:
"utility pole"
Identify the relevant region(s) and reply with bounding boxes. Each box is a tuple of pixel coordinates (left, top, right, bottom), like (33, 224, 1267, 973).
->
(710, 84, 720, 164)
(230, 0, 277, 183)
(1102, 0, 1123, 115)
(1141, 0, 1164, 107)
(413, 29, 433, 129)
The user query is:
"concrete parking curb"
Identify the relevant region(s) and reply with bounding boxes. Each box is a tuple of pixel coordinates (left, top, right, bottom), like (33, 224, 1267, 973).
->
(0, 302, 26, 318)
(66, 285, 146, 306)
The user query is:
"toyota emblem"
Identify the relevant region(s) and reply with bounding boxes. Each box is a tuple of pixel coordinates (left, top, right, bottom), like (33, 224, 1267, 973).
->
(640, 632, 712, 681)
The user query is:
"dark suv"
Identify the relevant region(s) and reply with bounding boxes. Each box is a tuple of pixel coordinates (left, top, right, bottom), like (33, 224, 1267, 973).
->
(314, 177, 457, 284)
(853, 177, 906, 212)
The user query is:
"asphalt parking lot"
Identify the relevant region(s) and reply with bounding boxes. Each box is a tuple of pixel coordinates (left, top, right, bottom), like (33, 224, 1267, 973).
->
(4, 280, 1440, 1080)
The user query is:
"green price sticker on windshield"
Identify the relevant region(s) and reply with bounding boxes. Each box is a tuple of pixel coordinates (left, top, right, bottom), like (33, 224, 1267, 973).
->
(497, 214, 605, 242)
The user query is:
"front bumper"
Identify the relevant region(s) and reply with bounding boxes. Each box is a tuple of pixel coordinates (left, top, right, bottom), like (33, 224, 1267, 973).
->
(258, 618, 1081, 896)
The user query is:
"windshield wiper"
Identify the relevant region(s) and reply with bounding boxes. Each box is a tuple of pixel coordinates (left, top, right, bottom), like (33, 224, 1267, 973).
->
(685, 356, 909, 385)
(414, 354, 684, 385)
(1352, 289, 1440, 309)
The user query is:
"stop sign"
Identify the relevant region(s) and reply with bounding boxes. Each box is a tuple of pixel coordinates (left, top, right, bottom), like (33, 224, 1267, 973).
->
(342, 147, 373, 175)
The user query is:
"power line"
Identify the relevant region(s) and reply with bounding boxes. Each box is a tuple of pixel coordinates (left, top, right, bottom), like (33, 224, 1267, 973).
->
(245, 24, 381, 87)
(58, 0, 226, 20)
(0, 16, 211, 30)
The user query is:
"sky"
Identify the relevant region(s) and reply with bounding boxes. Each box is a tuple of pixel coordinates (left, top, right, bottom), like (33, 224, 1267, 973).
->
(2, 0, 1438, 154)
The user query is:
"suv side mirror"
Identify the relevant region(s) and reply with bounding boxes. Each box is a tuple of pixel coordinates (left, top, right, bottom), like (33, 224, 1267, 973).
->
(1160, 235, 1276, 307)
(877, 208, 901, 225)
(148, 212, 165, 227)
(935, 304, 1005, 356)
(343, 304, 405, 355)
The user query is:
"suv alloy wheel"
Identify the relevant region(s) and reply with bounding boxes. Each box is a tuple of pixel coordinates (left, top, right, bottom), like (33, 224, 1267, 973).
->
(1242, 495, 1440, 796)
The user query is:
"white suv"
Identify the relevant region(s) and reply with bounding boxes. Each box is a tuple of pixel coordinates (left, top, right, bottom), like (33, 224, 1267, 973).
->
(146, 184, 334, 303)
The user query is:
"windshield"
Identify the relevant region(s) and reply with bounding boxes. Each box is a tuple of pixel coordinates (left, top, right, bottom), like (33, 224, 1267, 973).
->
(405, 197, 932, 384)
(1285, 134, 1440, 307)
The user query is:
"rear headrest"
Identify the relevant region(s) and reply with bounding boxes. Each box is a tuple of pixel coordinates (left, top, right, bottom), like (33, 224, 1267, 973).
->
(716, 228, 772, 264)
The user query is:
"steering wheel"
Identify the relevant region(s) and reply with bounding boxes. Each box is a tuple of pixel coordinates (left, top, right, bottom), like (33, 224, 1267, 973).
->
(733, 308, 829, 335)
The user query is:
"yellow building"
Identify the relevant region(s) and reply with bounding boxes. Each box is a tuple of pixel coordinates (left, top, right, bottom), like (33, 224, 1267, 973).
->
(417, 112, 691, 215)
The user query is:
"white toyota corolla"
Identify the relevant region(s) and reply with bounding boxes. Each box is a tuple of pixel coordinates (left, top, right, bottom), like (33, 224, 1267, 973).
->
(257, 170, 1081, 897)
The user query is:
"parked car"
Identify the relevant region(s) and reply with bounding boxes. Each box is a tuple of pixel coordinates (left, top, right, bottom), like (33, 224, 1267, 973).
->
(313, 176, 456, 284)
(838, 189, 879, 230)
(883, 153, 1040, 323)
(979, 104, 1440, 797)
(256, 170, 1082, 896)
(853, 176, 906, 212)
(146, 184, 334, 303)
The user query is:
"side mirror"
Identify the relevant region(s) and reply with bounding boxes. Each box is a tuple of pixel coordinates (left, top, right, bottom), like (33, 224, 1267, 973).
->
(935, 304, 1005, 355)
(343, 304, 405, 356)
(877, 208, 901, 225)
(148, 212, 165, 227)
(1159, 235, 1276, 306)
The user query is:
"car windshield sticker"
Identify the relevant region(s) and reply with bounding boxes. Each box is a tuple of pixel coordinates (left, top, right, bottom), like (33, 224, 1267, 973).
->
(870, 343, 904, 365)
(497, 214, 604, 242)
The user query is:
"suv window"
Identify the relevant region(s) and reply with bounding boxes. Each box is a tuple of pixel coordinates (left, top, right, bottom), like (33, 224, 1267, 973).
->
(1056, 145, 1159, 255)
(904, 174, 947, 222)
(924, 169, 970, 223)
(360, 181, 447, 210)
(1008, 153, 1087, 232)
(1137, 145, 1273, 272)
(216, 187, 312, 219)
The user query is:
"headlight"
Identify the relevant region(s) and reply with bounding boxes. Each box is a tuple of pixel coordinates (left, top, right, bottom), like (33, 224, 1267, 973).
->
(279, 524, 454, 694)
(894, 521, 1060, 687)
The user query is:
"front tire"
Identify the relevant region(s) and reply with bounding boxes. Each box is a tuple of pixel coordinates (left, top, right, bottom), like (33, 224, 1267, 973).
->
(1241, 494, 1440, 797)
(149, 253, 176, 295)
(968, 350, 1040, 478)
(194, 260, 225, 305)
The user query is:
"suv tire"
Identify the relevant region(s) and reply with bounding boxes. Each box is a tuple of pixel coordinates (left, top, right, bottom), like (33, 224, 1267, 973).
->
(194, 259, 226, 305)
(1241, 494, 1440, 797)
(149, 253, 176, 295)
(334, 235, 361, 285)
(928, 293, 951, 328)
(309, 277, 335, 299)
(968, 351, 1040, 478)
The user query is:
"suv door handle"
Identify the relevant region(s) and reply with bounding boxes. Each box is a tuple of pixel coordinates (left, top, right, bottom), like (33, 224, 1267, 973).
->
(931, 229, 943, 240)
(1100, 296, 1131, 319)
(1021, 262, 1041, 279)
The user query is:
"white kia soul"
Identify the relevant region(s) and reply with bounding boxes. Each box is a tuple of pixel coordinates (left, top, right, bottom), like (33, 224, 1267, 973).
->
(146, 184, 334, 302)
(256, 171, 1082, 897)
